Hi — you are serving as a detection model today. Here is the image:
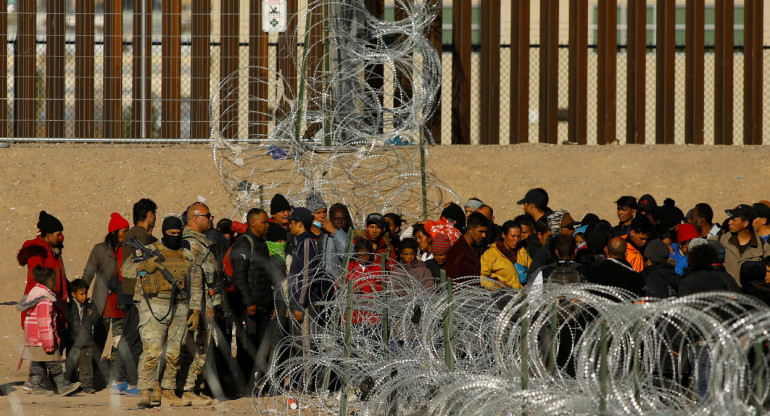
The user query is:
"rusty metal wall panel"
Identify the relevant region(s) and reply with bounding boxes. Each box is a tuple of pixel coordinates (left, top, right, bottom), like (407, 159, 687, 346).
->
(539, 0, 559, 144)
(568, 0, 587, 145)
(655, 0, 675, 144)
(597, 0, 616, 145)
(220, 0, 239, 140)
(510, 1, 530, 144)
(192, 0, 211, 140)
(394, 5, 414, 132)
(0, 0, 6, 137)
(46, 0, 65, 138)
(133, 0, 152, 138)
(76, 0, 95, 138)
(364, 0, 384, 134)
(249, 0, 268, 140)
(714, 0, 733, 145)
(104, 0, 123, 140)
(162, 0, 181, 139)
(626, 0, 646, 144)
(426, 2, 442, 144)
(744, 0, 763, 145)
(685, 0, 704, 145)
(480, 0, 500, 145)
(452, 0, 471, 144)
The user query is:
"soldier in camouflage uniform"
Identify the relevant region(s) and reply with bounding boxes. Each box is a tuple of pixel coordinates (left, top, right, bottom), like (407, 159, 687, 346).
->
(123, 216, 203, 408)
(179, 203, 220, 405)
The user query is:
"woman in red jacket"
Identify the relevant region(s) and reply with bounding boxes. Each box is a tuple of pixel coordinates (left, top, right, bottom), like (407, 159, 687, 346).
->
(17, 211, 68, 328)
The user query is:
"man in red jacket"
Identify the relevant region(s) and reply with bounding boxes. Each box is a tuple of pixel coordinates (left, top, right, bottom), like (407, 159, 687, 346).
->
(18, 211, 68, 327)
(445, 212, 488, 289)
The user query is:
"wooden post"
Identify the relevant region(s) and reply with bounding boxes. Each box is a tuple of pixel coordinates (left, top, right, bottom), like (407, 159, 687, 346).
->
(714, 0, 733, 145)
(656, 0, 675, 144)
(452, 0, 471, 144)
(685, 0, 705, 145)
(539, 0, 558, 144)
(425, 2, 442, 144)
(191, 0, 211, 140)
(510, 1, 530, 144)
(104, 0, 123, 140)
(626, 0, 646, 144)
(46, 0, 65, 138)
(220, 0, 239, 140)
(133, 0, 152, 138)
(568, 0, 588, 144)
(480, 0, 500, 145)
(76, 0, 95, 138)
(0, 0, 6, 137)
(597, 0, 617, 145)
(162, 0, 181, 139)
(744, 0, 763, 145)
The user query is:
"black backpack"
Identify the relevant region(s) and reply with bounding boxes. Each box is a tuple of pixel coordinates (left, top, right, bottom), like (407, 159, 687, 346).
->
(548, 261, 582, 284)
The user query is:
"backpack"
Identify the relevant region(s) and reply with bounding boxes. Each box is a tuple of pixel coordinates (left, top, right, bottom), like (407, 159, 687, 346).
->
(222, 234, 255, 293)
(548, 261, 582, 284)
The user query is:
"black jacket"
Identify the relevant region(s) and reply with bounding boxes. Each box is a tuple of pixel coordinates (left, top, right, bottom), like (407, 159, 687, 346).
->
(679, 267, 739, 296)
(230, 230, 276, 311)
(586, 258, 644, 297)
(642, 262, 680, 298)
(65, 299, 99, 350)
(522, 235, 551, 273)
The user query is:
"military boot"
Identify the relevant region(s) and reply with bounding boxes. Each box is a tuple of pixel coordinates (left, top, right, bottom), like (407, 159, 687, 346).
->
(137, 390, 152, 408)
(150, 385, 162, 405)
(162, 389, 191, 407)
(182, 391, 213, 406)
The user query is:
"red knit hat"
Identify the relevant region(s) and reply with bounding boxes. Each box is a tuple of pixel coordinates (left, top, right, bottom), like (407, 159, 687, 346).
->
(431, 233, 452, 255)
(677, 223, 699, 243)
(108, 212, 130, 233)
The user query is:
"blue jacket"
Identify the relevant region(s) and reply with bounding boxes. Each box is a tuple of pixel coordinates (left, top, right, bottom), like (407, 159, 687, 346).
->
(289, 231, 324, 312)
(671, 243, 688, 276)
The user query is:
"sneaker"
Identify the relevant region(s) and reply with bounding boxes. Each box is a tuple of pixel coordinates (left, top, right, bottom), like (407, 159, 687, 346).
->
(57, 381, 80, 396)
(110, 381, 128, 395)
(82, 387, 96, 394)
(28, 384, 53, 396)
(125, 385, 141, 397)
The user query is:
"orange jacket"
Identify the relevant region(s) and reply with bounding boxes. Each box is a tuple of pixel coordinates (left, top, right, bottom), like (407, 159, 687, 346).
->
(622, 235, 645, 273)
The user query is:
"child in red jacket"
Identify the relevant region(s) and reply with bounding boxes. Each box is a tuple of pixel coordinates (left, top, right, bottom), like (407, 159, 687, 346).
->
(345, 239, 383, 325)
(17, 266, 80, 396)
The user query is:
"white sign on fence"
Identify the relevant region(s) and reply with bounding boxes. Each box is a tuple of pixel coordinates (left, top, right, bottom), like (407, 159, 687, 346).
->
(263, 0, 287, 33)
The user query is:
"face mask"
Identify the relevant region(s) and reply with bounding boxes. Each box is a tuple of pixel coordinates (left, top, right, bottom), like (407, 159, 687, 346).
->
(313, 220, 322, 229)
(162, 233, 183, 250)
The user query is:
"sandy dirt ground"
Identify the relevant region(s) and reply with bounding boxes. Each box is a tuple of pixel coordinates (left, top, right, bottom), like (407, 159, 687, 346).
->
(0, 143, 768, 414)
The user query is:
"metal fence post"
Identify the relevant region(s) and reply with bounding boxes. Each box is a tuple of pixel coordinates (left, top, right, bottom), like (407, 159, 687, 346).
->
(597, 0, 617, 145)
(626, 0, 646, 144)
(510, 1, 530, 145)
(480, 0, 500, 145)
(685, 0, 705, 145)
(568, 0, 588, 145)
(539, 0, 559, 144)
(714, 0, 734, 145)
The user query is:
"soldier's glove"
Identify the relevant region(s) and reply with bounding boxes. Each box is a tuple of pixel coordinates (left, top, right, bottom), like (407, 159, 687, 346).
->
(143, 256, 162, 274)
(187, 309, 201, 331)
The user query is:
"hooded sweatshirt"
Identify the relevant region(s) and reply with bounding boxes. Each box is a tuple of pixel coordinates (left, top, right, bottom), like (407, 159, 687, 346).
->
(18, 283, 58, 350)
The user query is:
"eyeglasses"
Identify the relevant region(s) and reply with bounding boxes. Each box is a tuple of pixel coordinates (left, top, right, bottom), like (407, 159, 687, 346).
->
(194, 213, 213, 220)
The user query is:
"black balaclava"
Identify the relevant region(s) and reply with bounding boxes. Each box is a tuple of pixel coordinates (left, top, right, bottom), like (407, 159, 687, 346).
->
(161, 216, 184, 250)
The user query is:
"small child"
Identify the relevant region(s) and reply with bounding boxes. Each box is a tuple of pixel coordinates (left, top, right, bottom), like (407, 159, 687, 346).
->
(425, 233, 450, 283)
(18, 266, 80, 396)
(346, 239, 383, 325)
(64, 278, 100, 394)
(398, 238, 435, 291)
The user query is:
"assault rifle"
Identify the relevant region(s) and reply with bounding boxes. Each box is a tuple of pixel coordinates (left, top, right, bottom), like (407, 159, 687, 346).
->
(125, 235, 187, 298)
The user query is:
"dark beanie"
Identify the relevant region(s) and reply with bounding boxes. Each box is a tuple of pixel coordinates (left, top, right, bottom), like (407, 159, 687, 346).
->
(586, 229, 609, 255)
(37, 211, 63, 235)
(270, 194, 292, 215)
(162, 215, 184, 233)
(441, 203, 466, 231)
(266, 222, 287, 242)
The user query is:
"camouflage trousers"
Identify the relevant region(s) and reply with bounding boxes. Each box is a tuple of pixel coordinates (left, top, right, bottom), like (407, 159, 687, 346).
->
(137, 298, 189, 391)
(181, 313, 210, 391)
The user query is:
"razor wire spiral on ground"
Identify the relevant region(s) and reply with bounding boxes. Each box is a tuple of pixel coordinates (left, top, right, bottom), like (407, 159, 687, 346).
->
(249, 247, 770, 415)
(211, 0, 454, 225)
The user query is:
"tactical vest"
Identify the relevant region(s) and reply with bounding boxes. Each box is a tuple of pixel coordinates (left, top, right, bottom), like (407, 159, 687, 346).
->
(140, 246, 189, 300)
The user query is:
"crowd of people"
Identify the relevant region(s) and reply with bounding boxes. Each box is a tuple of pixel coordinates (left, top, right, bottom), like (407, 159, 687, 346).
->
(15, 188, 770, 406)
